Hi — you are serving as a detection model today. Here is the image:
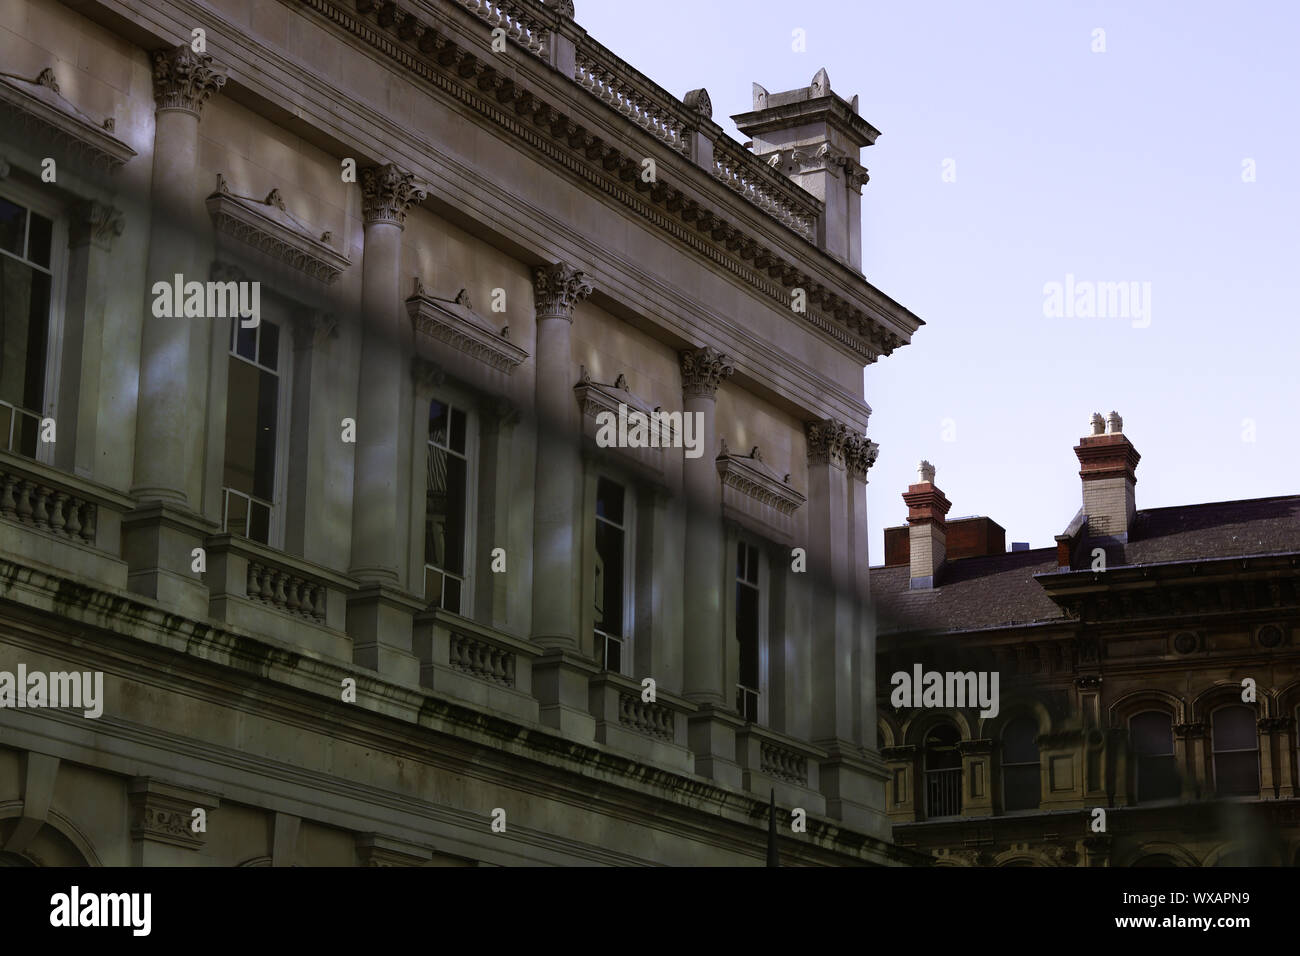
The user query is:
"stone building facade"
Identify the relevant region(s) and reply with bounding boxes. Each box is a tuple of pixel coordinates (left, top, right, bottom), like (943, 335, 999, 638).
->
(0, 0, 924, 865)
(873, 415, 1300, 866)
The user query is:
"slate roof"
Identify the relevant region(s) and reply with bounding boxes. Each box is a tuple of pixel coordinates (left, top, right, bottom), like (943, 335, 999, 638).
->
(872, 495, 1300, 636)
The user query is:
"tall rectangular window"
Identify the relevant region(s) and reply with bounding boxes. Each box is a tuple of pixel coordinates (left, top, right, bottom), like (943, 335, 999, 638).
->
(223, 317, 281, 544)
(594, 476, 629, 674)
(425, 399, 469, 614)
(735, 541, 761, 722)
(0, 196, 54, 459)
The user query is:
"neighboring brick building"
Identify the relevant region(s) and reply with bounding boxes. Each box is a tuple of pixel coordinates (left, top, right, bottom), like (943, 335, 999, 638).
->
(873, 413, 1300, 866)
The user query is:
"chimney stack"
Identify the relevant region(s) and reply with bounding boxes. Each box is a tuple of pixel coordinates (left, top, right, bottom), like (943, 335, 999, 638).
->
(731, 69, 880, 271)
(903, 460, 951, 589)
(1074, 411, 1140, 541)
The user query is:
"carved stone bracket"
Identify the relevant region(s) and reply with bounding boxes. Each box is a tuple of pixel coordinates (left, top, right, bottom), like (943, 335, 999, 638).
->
(127, 778, 219, 851)
(152, 45, 227, 115)
(956, 738, 993, 755)
(679, 346, 734, 397)
(68, 200, 125, 249)
(1175, 721, 1206, 739)
(532, 262, 593, 320)
(360, 163, 428, 227)
(716, 441, 805, 545)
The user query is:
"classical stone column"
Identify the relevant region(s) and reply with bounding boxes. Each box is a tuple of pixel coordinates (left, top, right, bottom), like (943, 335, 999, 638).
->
(805, 418, 888, 836)
(132, 45, 225, 506)
(845, 434, 878, 750)
(57, 202, 124, 478)
(678, 347, 743, 786)
(679, 346, 732, 704)
(529, 262, 591, 648)
(122, 47, 225, 619)
(528, 263, 595, 737)
(345, 165, 426, 686)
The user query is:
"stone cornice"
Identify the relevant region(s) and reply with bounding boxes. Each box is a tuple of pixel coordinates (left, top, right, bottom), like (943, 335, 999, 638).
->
(206, 174, 351, 283)
(0, 67, 137, 170)
(406, 277, 528, 373)
(680, 346, 734, 397)
(360, 163, 428, 226)
(151, 44, 227, 115)
(573, 366, 672, 485)
(292, 0, 919, 364)
(532, 262, 593, 319)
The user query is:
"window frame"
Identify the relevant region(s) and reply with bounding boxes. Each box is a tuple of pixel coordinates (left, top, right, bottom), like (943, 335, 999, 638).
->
(1210, 703, 1261, 797)
(222, 310, 292, 548)
(0, 180, 69, 467)
(999, 716, 1041, 813)
(422, 394, 478, 617)
(733, 536, 769, 725)
(592, 472, 635, 677)
(1129, 709, 1180, 804)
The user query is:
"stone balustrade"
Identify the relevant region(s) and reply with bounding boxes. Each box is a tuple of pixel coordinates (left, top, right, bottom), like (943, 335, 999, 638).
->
(449, 630, 517, 687)
(0, 451, 132, 588)
(205, 533, 355, 661)
(451, 0, 548, 59)
(588, 673, 695, 772)
(617, 692, 675, 742)
(761, 739, 809, 785)
(735, 723, 827, 814)
(574, 48, 689, 155)
(712, 137, 818, 242)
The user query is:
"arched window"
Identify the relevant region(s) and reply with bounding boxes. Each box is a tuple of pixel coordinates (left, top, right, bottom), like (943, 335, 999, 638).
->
(1211, 705, 1259, 796)
(924, 722, 962, 819)
(1001, 717, 1040, 811)
(1131, 711, 1180, 802)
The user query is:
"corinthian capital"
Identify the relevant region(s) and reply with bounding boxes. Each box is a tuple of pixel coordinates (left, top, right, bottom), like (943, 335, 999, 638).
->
(151, 45, 227, 115)
(679, 346, 734, 397)
(360, 164, 428, 227)
(805, 418, 851, 468)
(532, 263, 593, 320)
(844, 434, 879, 481)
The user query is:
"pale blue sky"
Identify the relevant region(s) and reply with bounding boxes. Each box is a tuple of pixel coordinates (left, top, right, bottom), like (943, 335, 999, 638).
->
(578, 0, 1300, 560)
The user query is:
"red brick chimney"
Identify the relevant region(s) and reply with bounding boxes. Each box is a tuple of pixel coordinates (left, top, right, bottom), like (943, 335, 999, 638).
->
(903, 461, 951, 589)
(1074, 411, 1140, 541)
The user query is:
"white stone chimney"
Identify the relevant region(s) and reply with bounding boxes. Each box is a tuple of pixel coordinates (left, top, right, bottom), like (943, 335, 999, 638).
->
(731, 69, 880, 271)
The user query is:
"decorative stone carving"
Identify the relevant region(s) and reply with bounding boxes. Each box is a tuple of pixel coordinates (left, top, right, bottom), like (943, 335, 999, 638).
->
(68, 200, 124, 248)
(752, 82, 768, 110)
(407, 277, 528, 373)
(918, 460, 935, 483)
(679, 346, 734, 397)
(0, 67, 137, 168)
(1107, 410, 1123, 434)
(410, 355, 446, 391)
(532, 262, 593, 320)
(805, 418, 850, 467)
(683, 87, 712, 120)
(956, 738, 993, 755)
(152, 45, 227, 115)
(1090, 412, 1106, 435)
(207, 174, 351, 283)
(291, 310, 338, 348)
(127, 779, 216, 851)
(1174, 721, 1206, 738)
(547, 0, 575, 17)
(844, 434, 879, 481)
(810, 67, 831, 97)
(716, 443, 805, 544)
(360, 164, 428, 227)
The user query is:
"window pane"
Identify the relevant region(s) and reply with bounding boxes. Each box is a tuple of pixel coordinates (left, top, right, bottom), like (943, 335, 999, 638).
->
(1213, 706, 1257, 751)
(1003, 765, 1040, 812)
(595, 515, 624, 637)
(224, 357, 278, 511)
(258, 319, 279, 371)
(736, 541, 746, 580)
(248, 497, 271, 545)
(27, 212, 52, 268)
(425, 437, 467, 577)
(225, 490, 249, 536)
(1215, 751, 1259, 795)
(1131, 711, 1174, 756)
(1137, 754, 1181, 802)
(424, 566, 444, 607)
(253, 368, 279, 501)
(745, 544, 759, 584)
(736, 582, 759, 688)
(0, 199, 25, 257)
(596, 477, 624, 525)
(429, 400, 449, 446)
(1002, 718, 1039, 764)
(603, 634, 622, 674)
(234, 320, 257, 361)
(924, 723, 962, 770)
(443, 575, 462, 615)
(0, 256, 51, 427)
(449, 407, 467, 455)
